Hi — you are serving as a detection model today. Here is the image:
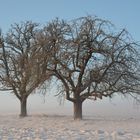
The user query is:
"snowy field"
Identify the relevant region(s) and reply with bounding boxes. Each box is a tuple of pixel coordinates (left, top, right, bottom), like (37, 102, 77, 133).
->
(0, 114, 139, 140)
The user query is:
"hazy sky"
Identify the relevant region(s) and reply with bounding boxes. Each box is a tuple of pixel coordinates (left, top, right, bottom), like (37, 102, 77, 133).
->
(0, 0, 140, 116)
(0, 0, 140, 41)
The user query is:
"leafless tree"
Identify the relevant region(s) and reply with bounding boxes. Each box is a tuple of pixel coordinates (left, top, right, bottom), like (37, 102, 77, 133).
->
(0, 21, 50, 117)
(0, 17, 139, 119)
(42, 17, 140, 120)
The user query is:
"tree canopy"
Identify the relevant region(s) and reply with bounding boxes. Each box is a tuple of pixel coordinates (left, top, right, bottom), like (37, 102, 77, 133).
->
(0, 21, 51, 116)
(40, 16, 140, 119)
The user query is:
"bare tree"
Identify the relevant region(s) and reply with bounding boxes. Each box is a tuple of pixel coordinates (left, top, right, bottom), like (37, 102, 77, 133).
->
(42, 17, 140, 120)
(0, 21, 50, 117)
(0, 17, 139, 119)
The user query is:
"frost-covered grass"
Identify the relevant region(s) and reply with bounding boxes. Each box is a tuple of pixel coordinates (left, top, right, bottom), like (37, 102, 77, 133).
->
(0, 114, 140, 140)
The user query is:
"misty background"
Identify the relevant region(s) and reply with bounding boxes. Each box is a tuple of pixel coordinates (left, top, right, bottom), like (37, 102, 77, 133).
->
(0, 89, 140, 117)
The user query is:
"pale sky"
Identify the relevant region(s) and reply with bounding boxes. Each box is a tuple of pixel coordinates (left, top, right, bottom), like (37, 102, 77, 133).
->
(0, 0, 140, 117)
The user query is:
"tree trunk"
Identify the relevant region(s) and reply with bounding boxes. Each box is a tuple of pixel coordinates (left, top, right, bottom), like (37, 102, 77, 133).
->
(20, 97, 27, 117)
(73, 100, 82, 120)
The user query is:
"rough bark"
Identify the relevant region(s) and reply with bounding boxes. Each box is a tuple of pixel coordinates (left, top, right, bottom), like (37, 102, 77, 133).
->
(20, 97, 27, 117)
(73, 100, 82, 120)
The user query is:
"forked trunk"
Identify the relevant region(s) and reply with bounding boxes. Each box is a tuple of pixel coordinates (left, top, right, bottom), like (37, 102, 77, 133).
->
(20, 97, 27, 117)
(73, 100, 82, 120)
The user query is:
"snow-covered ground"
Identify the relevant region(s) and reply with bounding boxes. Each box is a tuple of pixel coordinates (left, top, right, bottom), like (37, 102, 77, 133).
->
(0, 114, 139, 140)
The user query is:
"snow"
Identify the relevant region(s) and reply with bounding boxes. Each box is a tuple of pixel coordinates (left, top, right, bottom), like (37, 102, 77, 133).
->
(0, 114, 140, 140)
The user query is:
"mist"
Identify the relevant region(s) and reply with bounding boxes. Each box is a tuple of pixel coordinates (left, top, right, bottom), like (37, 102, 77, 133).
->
(0, 91, 140, 118)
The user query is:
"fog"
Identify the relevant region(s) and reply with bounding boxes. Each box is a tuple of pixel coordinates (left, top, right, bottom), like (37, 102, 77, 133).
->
(0, 91, 140, 118)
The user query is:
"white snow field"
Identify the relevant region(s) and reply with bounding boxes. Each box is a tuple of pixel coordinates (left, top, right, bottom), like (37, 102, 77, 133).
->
(0, 114, 139, 140)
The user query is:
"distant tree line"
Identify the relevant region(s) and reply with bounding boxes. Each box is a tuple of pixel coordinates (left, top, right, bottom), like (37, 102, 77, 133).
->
(0, 16, 140, 120)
